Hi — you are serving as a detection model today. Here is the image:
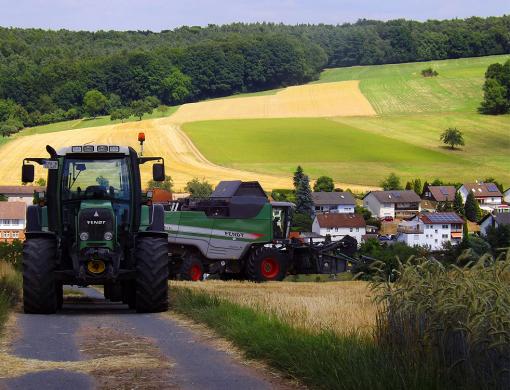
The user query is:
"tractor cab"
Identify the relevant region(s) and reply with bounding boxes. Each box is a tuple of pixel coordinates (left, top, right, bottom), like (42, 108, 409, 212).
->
(270, 202, 294, 240)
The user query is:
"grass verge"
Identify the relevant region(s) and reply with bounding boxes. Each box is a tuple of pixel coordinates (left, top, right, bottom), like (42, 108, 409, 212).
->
(0, 262, 22, 331)
(171, 286, 435, 390)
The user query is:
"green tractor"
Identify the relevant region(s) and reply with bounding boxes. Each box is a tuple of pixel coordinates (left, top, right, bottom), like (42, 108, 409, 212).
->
(21, 142, 169, 314)
(165, 181, 358, 281)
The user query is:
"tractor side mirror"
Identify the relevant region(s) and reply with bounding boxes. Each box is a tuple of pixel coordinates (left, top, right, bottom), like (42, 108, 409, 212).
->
(22, 164, 35, 183)
(152, 163, 165, 182)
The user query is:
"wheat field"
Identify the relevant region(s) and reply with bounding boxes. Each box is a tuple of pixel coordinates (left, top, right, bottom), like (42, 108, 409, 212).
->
(171, 280, 377, 336)
(171, 81, 375, 122)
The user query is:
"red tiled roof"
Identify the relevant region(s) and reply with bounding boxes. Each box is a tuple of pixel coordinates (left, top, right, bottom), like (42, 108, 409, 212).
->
(463, 183, 502, 198)
(316, 213, 366, 228)
(0, 202, 26, 219)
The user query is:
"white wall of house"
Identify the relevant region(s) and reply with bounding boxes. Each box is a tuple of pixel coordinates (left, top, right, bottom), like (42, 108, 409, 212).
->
(397, 219, 460, 250)
(504, 189, 510, 204)
(7, 195, 34, 206)
(363, 194, 394, 218)
(311, 220, 365, 243)
(315, 204, 355, 214)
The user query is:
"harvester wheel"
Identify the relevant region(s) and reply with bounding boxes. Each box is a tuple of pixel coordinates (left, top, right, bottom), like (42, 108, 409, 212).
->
(178, 253, 204, 281)
(56, 283, 63, 309)
(246, 247, 287, 282)
(23, 238, 57, 314)
(135, 235, 169, 313)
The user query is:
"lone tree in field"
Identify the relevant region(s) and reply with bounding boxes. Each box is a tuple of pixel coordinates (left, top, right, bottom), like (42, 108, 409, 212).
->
(313, 176, 334, 192)
(131, 99, 152, 120)
(83, 90, 107, 118)
(421, 67, 438, 77)
(185, 178, 213, 198)
(380, 173, 402, 191)
(440, 127, 465, 150)
(464, 192, 481, 222)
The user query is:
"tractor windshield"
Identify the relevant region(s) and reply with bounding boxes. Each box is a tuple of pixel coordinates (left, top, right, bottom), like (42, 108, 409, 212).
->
(62, 158, 131, 201)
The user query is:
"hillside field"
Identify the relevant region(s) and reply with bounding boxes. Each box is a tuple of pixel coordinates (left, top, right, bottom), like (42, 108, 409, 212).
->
(182, 55, 510, 186)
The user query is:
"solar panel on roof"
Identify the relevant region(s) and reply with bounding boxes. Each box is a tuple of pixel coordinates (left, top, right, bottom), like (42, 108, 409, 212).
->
(487, 183, 499, 192)
(439, 187, 449, 196)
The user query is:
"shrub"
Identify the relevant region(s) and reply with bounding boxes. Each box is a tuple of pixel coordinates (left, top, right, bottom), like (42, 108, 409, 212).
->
(421, 67, 438, 77)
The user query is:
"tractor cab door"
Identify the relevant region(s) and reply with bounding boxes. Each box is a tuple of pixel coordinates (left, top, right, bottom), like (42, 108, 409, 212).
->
(271, 203, 293, 240)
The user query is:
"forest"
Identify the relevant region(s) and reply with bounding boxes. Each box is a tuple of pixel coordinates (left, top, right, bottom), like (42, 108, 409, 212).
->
(0, 15, 509, 130)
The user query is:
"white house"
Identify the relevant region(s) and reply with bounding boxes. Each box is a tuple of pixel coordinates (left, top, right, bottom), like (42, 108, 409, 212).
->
(458, 182, 504, 212)
(397, 212, 464, 250)
(311, 192, 356, 214)
(479, 213, 510, 236)
(363, 190, 421, 219)
(0, 186, 44, 206)
(504, 188, 510, 205)
(312, 213, 366, 244)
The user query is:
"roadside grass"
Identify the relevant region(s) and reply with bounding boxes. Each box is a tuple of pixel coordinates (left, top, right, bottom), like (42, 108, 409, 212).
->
(172, 280, 376, 336)
(170, 286, 436, 390)
(316, 54, 510, 114)
(0, 262, 22, 331)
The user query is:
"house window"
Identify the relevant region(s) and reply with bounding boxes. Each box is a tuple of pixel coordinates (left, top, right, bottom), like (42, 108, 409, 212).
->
(350, 228, 353, 232)
(2, 232, 9, 238)
(435, 229, 438, 233)
(435, 239, 438, 243)
(442, 234, 448, 239)
(335, 228, 338, 232)
(12, 232, 19, 239)
(442, 225, 448, 229)
(356, 228, 359, 232)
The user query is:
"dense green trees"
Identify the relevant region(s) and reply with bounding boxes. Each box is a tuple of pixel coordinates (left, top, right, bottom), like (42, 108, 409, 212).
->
(185, 178, 213, 198)
(313, 176, 334, 192)
(83, 90, 107, 118)
(464, 192, 482, 222)
(0, 15, 509, 131)
(479, 60, 510, 114)
(380, 173, 403, 191)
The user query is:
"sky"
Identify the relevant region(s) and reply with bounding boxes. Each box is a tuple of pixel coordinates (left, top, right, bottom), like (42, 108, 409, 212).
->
(0, 0, 508, 31)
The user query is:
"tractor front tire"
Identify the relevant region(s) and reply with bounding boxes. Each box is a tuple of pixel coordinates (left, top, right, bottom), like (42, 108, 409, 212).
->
(178, 253, 204, 281)
(23, 238, 57, 314)
(135, 236, 169, 313)
(245, 247, 287, 282)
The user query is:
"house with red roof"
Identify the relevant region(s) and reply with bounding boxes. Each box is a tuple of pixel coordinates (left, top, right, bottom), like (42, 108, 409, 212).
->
(312, 213, 366, 244)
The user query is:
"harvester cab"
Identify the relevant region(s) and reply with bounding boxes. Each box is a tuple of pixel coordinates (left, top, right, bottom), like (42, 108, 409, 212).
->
(21, 138, 169, 314)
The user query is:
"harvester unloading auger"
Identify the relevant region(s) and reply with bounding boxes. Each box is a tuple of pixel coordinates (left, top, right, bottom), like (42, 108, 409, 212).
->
(20, 134, 362, 314)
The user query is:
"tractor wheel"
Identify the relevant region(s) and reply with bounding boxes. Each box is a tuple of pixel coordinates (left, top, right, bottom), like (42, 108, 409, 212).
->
(245, 247, 287, 282)
(135, 235, 169, 313)
(178, 253, 204, 281)
(22, 238, 57, 314)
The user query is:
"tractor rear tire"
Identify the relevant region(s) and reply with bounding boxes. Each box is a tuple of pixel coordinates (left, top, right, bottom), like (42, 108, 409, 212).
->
(178, 253, 204, 281)
(135, 236, 169, 313)
(245, 247, 287, 282)
(23, 238, 57, 314)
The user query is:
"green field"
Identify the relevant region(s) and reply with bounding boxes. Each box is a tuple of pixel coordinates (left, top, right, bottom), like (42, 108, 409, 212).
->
(184, 55, 510, 186)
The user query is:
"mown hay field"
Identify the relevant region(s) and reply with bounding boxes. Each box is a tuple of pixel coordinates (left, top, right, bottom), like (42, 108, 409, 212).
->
(171, 280, 376, 336)
(170, 80, 375, 122)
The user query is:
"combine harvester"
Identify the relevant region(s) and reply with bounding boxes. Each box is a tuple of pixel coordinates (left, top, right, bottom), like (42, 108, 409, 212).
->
(164, 180, 358, 281)
(20, 133, 360, 313)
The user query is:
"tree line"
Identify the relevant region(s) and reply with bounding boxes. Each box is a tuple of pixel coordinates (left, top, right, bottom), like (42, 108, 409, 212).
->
(0, 15, 509, 132)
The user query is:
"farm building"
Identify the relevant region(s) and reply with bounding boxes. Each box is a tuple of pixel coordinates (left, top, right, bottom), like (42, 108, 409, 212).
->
(311, 191, 356, 214)
(458, 182, 507, 212)
(0, 185, 44, 205)
(363, 190, 421, 219)
(0, 201, 26, 242)
(396, 212, 464, 250)
(312, 213, 366, 243)
(479, 213, 510, 236)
